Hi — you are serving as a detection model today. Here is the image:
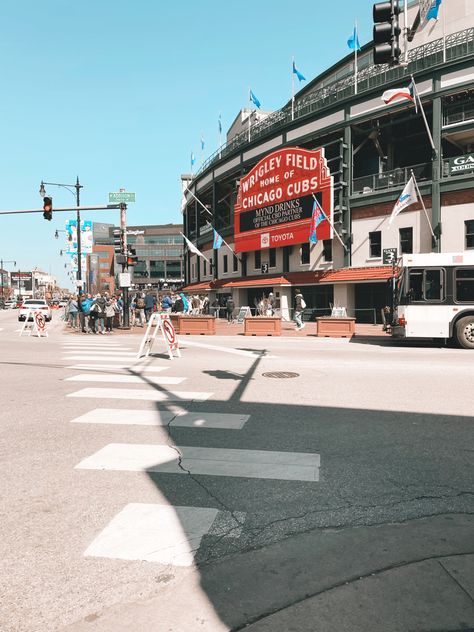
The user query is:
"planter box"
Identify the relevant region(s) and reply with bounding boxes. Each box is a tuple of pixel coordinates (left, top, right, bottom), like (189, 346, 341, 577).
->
(316, 317, 355, 338)
(169, 313, 180, 333)
(244, 317, 281, 336)
(177, 315, 216, 335)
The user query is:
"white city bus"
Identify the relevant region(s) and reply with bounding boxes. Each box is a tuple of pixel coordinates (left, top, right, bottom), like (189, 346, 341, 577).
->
(392, 252, 474, 349)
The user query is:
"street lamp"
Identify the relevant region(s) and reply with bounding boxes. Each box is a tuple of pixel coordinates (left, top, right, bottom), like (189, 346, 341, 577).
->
(0, 259, 16, 305)
(39, 177, 83, 293)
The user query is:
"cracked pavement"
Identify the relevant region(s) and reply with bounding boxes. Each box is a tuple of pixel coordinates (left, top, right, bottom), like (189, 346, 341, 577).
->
(0, 309, 473, 631)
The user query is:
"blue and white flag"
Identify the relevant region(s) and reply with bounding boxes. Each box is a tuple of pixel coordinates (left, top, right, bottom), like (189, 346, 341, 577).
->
(213, 229, 223, 249)
(309, 198, 326, 244)
(191, 152, 196, 167)
(201, 136, 205, 151)
(347, 26, 361, 51)
(250, 89, 261, 109)
(218, 114, 222, 134)
(426, 0, 442, 21)
(388, 176, 418, 225)
(292, 61, 306, 82)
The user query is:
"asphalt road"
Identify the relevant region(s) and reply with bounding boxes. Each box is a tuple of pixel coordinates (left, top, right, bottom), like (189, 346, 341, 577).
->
(1, 309, 473, 631)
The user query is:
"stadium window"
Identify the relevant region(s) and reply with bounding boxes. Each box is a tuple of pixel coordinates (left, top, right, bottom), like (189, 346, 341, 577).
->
(323, 240, 332, 262)
(465, 220, 474, 249)
(233, 254, 239, 272)
(269, 248, 276, 267)
(254, 250, 261, 269)
(369, 231, 381, 258)
(223, 254, 228, 273)
(203, 259, 207, 276)
(301, 242, 310, 264)
(399, 227, 413, 254)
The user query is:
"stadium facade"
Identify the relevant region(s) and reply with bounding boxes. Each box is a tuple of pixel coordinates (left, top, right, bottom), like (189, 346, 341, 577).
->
(181, 2, 474, 322)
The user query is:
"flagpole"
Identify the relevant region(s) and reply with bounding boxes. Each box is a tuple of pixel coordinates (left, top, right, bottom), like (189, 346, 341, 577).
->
(411, 76, 437, 155)
(291, 56, 295, 121)
(248, 87, 251, 142)
(410, 171, 436, 240)
(218, 113, 222, 158)
(354, 21, 358, 95)
(404, 0, 409, 64)
(311, 193, 348, 252)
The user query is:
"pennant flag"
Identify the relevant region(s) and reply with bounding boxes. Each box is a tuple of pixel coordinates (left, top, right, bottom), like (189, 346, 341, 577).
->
(347, 26, 361, 51)
(388, 176, 418, 226)
(213, 229, 223, 249)
(292, 61, 306, 82)
(218, 114, 222, 134)
(201, 136, 205, 151)
(382, 81, 416, 108)
(250, 89, 261, 109)
(427, 0, 442, 21)
(309, 198, 326, 244)
(191, 152, 195, 167)
(181, 232, 209, 261)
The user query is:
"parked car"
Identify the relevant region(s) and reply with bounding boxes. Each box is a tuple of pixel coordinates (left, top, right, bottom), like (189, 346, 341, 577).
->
(18, 299, 52, 322)
(4, 300, 17, 309)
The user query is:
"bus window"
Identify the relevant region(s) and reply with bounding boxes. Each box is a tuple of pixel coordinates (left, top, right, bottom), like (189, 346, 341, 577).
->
(424, 269, 444, 301)
(455, 268, 474, 302)
(408, 269, 423, 301)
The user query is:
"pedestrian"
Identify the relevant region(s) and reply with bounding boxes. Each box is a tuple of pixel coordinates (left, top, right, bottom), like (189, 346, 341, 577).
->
(144, 292, 155, 322)
(210, 298, 219, 318)
(226, 295, 235, 323)
(68, 295, 78, 328)
(161, 293, 173, 312)
(191, 294, 201, 315)
(202, 295, 209, 315)
(105, 297, 116, 333)
(172, 293, 184, 313)
(294, 289, 306, 330)
(180, 293, 190, 314)
(267, 293, 275, 316)
(79, 294, 93, 333)
(135, 293, 146, 326)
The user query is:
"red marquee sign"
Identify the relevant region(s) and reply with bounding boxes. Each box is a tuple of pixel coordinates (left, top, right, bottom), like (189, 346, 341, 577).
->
(234, 147, 333, 253)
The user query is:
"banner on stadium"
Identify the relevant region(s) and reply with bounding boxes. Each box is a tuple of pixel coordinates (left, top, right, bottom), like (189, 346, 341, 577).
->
(234, 147, 333, 253)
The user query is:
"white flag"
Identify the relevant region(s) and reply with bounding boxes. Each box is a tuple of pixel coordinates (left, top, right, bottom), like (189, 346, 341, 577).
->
(180, 233, 210, 262)
(388, 176, 418, 226)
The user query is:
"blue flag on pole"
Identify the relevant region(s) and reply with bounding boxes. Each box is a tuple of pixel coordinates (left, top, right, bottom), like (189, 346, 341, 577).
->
(347, 26, 361, 51)
(309, 198, 326, 244)
(250, 89, 261, 109)
(218, 114, 222, 134)
(191, 152, 195, 167)
(426, 0, 442, 21)
(292, 61, 306, 82)
(201, 136, 205, 151)
(213, 229, 223, 249)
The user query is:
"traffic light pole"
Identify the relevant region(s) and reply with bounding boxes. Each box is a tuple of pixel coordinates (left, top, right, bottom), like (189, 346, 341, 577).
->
(75, 178, 83, 295)
(120, 203, 130, 329)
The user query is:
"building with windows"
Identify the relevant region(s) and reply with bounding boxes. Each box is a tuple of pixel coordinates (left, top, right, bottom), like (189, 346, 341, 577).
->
(181, 2, 474, 322)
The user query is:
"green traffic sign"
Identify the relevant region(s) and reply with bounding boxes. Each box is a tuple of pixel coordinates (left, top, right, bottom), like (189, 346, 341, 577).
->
(109, 192, 136, 203)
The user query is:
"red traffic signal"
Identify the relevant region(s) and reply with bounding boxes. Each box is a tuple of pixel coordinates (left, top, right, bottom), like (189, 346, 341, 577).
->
(43, 196, 53, 221)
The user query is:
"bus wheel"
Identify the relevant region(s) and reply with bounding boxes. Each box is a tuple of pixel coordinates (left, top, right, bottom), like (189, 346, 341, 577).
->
(456, 316, 474, 349)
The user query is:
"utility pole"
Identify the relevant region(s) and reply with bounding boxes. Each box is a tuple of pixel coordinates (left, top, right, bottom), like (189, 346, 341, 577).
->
(119, 203, 130, 328)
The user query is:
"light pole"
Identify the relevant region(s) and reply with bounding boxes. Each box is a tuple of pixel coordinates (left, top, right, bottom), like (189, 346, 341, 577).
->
(40, 177, 83, 293)
(0, 259, 16, 305)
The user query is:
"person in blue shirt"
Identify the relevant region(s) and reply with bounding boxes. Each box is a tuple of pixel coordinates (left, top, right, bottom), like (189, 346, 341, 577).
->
(161, 293, 173, 312)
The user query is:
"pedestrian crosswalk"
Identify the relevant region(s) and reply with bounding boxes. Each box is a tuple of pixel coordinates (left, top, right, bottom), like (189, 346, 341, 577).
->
(61, 335, 320, 567)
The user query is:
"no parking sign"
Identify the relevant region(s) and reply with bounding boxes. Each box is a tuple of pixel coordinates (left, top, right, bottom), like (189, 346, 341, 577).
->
(137, 313, 181, 360)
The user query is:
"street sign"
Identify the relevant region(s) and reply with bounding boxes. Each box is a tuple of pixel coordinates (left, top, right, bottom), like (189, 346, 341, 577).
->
(119, 272, 131, 288)
(383, 248, 398, 264)
(108, 192, 136, 203)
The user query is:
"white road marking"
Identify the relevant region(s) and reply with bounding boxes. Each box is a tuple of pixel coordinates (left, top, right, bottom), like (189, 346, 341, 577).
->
(63, 351, 136, 357)
(62, 355, 143, 362)
(76, 443, 320, 481)
(65, 364, 169, 372)
(70, 408, 250, 429)
(179, 339, 277, 359)
(65, 373, 185, 385)
(84, 503, 245, 566)
(62, 345, 133, 350)
(67, 387, 212, 401)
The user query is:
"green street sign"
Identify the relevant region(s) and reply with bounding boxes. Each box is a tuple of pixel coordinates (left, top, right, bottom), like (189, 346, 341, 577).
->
(109, 192, 136, 203)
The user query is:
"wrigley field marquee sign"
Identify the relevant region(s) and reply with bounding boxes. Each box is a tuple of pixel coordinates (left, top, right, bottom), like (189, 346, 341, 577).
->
(234, 147, 334, 253)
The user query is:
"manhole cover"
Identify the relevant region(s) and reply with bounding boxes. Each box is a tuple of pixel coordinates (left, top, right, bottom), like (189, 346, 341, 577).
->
(262, 371, 300, 379)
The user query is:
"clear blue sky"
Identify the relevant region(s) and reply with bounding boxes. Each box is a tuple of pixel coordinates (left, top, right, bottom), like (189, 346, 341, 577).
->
(0, 0, 375, 289)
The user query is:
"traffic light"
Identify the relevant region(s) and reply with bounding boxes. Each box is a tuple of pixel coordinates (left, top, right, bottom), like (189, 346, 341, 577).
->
(373, 0, 401, 66)
(43, 197, 53, 221)
(127, 246, 138, 266)
(113, 228, 124, 254)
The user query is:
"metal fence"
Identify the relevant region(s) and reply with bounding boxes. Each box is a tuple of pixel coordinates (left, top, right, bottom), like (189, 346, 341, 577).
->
(209, 305, 380, 324)
(352, 162, 432, 195)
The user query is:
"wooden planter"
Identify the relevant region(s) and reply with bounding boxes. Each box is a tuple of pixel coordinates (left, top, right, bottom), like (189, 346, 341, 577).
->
(316, 317, 355, 338)
(177, 315, 216, 335)
(169, 313, 180, 333)
(244, 317, 282, 336)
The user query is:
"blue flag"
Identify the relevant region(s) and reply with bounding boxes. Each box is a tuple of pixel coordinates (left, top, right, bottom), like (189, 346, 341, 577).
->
(218, 114, 222, 134)
(427, 0, 442, 20)
(309, 198, 326, 244)
(191, 152, 195, 167)
(347, 26, 360, 51)
(250, 89, 261, 109)
(292, 61, 306, 82)
(213, 229, 223, 249)
(201, 136, 205, 151)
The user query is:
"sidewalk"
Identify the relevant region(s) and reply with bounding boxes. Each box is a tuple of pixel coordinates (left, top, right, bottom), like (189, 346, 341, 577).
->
(64, 514, 474, 632)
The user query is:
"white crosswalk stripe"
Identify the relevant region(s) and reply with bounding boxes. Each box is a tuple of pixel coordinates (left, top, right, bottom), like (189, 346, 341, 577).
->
(71, 408, 250, 429)
(67, 387, 212, 401)
(65, 364, 169, 372)
(65, 373, 185, 385)
(76, 443, 320, 481)
(63, 355, 142, 362)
